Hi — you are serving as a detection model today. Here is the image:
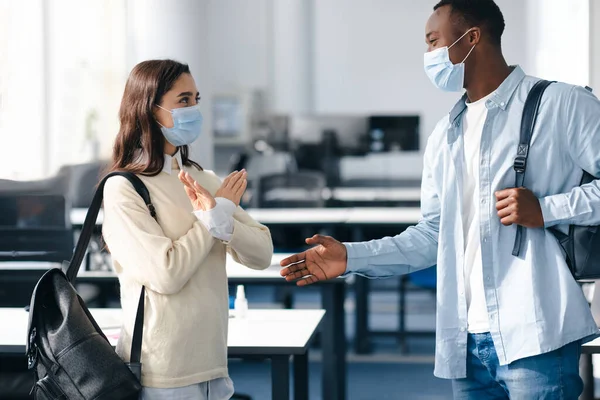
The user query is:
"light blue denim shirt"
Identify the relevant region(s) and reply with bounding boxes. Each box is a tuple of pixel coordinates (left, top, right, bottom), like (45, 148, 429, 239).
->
(344, 66, 600, 379)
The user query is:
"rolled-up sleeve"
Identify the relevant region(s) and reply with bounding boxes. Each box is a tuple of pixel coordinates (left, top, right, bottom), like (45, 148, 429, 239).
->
(343, 135, 440, 278)
(540, 86, 600, 227)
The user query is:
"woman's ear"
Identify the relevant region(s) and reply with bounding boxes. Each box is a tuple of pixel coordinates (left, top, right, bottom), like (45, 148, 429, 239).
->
(153, 104, 169, 128)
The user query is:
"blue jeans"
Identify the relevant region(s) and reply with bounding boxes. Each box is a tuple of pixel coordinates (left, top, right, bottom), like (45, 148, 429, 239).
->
(452, 333, 583, 400)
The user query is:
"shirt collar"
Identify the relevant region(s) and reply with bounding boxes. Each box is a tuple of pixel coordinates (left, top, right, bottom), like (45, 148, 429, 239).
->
(162, 151, 184, 175)
(448, 65, 526, 125)
(132, 149, 184, 175)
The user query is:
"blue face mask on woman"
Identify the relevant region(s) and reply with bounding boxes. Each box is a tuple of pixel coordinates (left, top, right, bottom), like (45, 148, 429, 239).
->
(156, 104, 203, 147)
(423, 28, 476, 92)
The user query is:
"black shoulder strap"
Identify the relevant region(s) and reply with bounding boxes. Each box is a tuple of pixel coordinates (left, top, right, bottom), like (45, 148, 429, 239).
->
(64, 171, 156, 281)
(512, 80, 554, 257)
(63, 171, 155, 365)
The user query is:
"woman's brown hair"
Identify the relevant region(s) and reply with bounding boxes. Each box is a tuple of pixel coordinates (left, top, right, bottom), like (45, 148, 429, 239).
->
(106, 59, 202, 177)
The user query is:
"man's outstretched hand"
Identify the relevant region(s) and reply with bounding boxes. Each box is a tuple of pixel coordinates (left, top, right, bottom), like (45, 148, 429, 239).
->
(279, 235, 348, 286)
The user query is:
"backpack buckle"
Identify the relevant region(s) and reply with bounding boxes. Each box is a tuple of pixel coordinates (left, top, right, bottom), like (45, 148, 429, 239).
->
(514, 156, 526, 173)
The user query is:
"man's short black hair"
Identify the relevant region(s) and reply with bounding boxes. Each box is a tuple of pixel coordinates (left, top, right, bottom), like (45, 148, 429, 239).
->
(434, 0, 505, 46)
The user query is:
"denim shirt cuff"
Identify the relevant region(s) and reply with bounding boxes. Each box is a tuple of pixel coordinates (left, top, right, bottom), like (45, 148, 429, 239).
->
(539, 194, 570, 227)
(342, 242, 369, 276)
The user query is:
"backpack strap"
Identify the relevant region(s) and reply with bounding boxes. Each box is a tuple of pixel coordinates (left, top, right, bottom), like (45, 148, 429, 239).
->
(64, 172, 155, 281)
(511, 80, 554, 257)
(63, 171, 155, 368)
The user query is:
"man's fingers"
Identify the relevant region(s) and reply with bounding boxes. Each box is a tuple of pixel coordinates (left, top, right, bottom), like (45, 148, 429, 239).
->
(284, 267, 310, 282)
(305, 234, 329, 246)
(280, 260, 306, 276)
(495, 188, 517, 201)
(501, 215, 515, 226)
(495, 197, 512, 211)
(297, 275, 319, 287)
(497, 206, 513, 219)
(280, 251, 307, 268)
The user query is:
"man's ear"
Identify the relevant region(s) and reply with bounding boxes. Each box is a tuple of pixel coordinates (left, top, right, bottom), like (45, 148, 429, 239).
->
(468, 28, 481, 46)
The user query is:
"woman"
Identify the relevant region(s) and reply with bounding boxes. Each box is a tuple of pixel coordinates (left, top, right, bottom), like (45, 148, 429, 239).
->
(102, 59, 273, 399)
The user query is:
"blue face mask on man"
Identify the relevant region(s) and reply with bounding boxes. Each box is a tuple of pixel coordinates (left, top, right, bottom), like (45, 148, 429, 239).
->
(156, 104, 203, 147)
(423, 28, 476, 92)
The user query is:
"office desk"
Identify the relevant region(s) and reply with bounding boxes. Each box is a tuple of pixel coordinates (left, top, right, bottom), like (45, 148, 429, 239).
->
(578, 339, 600, 400)
(1, 255, 348, 400)
(0, 308, 323, 400)
(71, 206, 422, 357)
(71, 206, 423, 373)
(70, 207, 422, 227)
(331, 187, 421, 203)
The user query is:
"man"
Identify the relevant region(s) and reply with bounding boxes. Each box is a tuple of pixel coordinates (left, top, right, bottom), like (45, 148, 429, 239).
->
(280, 0, 600, 398)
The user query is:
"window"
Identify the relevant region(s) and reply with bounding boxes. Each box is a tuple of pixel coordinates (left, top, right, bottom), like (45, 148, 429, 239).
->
(531, 0, 590, 85)
(0, 1, 45, 180)
(0, 1, 127, 180)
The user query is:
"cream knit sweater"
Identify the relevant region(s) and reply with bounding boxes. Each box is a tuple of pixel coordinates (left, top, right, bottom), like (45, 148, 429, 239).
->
(102, 158, 273, 388)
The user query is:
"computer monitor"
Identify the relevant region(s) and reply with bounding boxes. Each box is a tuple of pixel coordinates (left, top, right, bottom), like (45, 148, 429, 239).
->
(0, 194, 72, 262)
(367, 115, 420, 152)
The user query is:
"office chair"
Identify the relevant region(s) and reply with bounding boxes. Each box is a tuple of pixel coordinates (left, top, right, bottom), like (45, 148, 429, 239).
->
(257, 171, 327, 309)
(257, 171, 326, 209)
(58, 161, 108, 208)
(0, 173, 70, 195)
(244, 151, 298, 208)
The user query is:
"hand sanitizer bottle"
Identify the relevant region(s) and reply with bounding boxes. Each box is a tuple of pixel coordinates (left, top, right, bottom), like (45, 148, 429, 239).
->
(234, 285, 248, 319)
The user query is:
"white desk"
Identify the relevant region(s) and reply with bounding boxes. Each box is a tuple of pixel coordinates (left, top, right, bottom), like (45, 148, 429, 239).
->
(0, 308, 323, 400)
(239, 186, 421, 204)
(582, 337, 600, 354)
(71, 207, 421, 226)
(0, 255, 347, 400)
(71, 208, 103, 226)
(345, 208, 421, 224)
(0, 254, 290, 276)
(248, 208, 352, 225)
(331, 187, 421, 203)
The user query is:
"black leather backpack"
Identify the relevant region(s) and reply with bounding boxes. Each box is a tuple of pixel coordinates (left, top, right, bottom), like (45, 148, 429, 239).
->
(26, 172, 153, 399)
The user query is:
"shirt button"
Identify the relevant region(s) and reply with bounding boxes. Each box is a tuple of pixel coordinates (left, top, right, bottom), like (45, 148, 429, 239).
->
(486, 276, 491, 282)
(500, 102, 505, 107)
(481, 198, 486, 204)
(460, 327, 466, 332)
(483, 238, 487, 243)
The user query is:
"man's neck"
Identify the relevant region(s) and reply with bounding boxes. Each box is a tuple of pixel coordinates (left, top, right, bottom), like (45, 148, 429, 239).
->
(465, 53, 512, 103)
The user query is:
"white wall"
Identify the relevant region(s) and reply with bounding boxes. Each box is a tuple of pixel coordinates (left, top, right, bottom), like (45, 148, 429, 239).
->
(0, 1, 46, 180)
(207, 0, 271, 95)
(127, 0, 214, 168)
(313, 0, 530, 148)
(270, 0, 314, 114)
(527, 0, 589, 86)
(591, 0, 600, 89)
